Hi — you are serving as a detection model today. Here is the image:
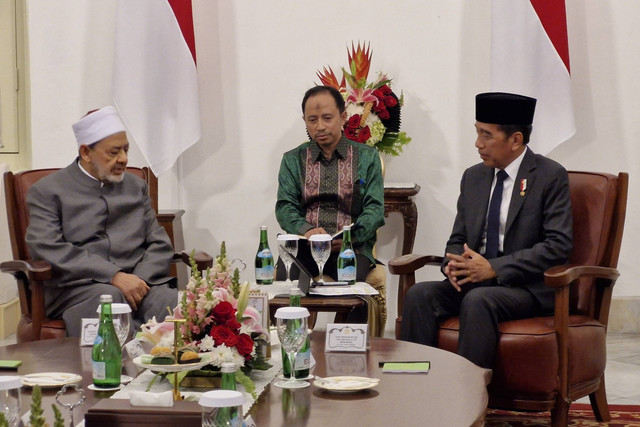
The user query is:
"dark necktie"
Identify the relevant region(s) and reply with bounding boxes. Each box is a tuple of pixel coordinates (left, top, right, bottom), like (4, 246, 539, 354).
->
(485, 169, 508, 259)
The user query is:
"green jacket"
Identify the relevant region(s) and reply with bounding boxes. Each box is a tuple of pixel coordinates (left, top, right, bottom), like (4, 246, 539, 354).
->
(275, 137, 385, 264)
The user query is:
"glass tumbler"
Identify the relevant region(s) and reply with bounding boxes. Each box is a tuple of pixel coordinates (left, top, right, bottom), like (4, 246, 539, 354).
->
(0, 376, 21, 427)
(199, 389, 244, 427)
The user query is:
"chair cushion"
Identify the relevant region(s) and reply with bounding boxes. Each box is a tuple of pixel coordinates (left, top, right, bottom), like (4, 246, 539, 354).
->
(17, 315, 66, 343)
(438, 315, 606, 400)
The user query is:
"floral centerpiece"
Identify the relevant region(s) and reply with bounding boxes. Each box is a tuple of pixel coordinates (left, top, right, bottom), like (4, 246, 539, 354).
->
(316, 41, 412, 156)
(140, 243, 270, 396)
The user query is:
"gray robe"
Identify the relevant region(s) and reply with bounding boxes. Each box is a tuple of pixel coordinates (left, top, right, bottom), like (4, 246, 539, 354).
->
(26, 160, 175, 331)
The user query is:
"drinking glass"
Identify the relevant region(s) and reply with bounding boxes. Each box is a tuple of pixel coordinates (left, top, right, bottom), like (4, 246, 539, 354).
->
(309, 234, 331, 285)
(274, 307, 310, 389)
(277, 234, 299, 284)
(96, 303, 132, 347)
(0, 376, 21, 427)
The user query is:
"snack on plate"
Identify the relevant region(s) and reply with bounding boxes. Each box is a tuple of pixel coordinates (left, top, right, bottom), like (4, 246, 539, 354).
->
(149, 346, 175, 365)
(179, 350, 201, 364)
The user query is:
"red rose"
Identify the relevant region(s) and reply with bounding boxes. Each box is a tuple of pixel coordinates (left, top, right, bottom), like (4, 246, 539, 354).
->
(344, 127, 358, 141)
(347, 114, 361, 128)
(380, 85, 392, 95)
(235, 333, 254, 359)
(372, 103, 386, 113)
(378, 109, 390, 120)
(224, 317, 242, 332)
(358, 126, 371, 143)
(210, 325, 239, 347)
(372, 89, 385, 100)
(212, 301, 235, 321)
(384, 95, 398, 108)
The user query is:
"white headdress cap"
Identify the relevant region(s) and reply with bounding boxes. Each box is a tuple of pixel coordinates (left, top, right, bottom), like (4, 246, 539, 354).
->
(72, 106, 126, 147)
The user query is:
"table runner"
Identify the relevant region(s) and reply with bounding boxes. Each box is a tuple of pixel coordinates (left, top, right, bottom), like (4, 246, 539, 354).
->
(111, 335, 282, 415)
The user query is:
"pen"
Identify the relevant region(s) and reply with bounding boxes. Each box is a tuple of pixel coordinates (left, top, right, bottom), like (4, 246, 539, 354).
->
(378, 361, 430, 367)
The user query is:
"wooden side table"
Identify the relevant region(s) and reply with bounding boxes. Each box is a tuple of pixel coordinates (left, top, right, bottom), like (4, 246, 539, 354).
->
(384, 183, 420, 313)
(383, 183, 420, 256)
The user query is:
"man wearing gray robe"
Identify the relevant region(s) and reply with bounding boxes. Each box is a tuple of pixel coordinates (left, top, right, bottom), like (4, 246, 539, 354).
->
(26, 106, 177, 337)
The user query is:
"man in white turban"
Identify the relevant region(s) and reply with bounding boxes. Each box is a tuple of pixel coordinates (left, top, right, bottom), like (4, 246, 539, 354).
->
(25, 107, 177, 337)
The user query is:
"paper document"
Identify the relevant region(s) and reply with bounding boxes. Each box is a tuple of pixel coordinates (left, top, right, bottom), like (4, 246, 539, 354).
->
(308, 282, 379, 296)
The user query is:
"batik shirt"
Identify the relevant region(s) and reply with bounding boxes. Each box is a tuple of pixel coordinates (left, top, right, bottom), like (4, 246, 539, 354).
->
(276, 136, 385, 263)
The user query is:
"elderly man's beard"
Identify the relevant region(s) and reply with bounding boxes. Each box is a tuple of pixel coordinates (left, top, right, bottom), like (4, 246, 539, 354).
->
(92, 163, 124, 184)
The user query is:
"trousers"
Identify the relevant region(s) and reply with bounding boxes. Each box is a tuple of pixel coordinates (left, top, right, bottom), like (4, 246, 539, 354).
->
(399, 279, 544, 368)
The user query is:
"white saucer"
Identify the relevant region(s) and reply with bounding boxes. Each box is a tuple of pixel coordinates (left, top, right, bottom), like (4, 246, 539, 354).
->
(278, 373, 314, 381)
(88, 383, 122, 392)
(121, 375, 133, 384)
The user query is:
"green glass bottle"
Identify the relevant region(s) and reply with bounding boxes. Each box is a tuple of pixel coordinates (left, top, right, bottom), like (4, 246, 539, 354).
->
(221, 362, 237, 391)
(337, 225, 357, 285)
(281, 288, 311, 379)
(255, 225, 274, 284)
(92, 294, 122, 388)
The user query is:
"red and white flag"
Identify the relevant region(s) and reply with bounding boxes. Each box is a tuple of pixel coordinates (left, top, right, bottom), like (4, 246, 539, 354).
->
(491, 0, 575, 155)
(112, 0, 200, 176)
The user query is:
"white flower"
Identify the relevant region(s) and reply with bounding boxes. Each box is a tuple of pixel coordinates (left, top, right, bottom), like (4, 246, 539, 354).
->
(205, 344, 245, 368)
(198, 335, 216, 352)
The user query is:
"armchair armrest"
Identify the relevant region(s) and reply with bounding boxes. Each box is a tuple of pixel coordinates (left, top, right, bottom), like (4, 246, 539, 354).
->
(176, 250, 214, 272)
(544, 264, 620, 288)
(388, 254, 444, 331)
(388, 254, 444, 275)
(0, 259, 52, 281)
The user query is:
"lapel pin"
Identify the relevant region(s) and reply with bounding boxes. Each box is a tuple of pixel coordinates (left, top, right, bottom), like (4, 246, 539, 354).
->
(520, 179, 527, 196)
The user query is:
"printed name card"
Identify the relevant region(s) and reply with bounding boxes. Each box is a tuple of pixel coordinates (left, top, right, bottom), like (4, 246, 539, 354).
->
(325, 323, 368, 352)
(80, 318, 99, 346)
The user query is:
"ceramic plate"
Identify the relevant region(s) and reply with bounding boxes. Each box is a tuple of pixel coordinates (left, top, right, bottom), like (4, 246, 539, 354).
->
(120, 375, 134, 384)
(278, 373, 314, 381)
(133, 353, 212, 373)
(313, 376, 380, 392)
(21, 372, 82, 388)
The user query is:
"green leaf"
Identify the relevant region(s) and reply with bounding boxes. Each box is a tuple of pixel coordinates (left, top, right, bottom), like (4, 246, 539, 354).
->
(0, 412, 9, 427)
(235, 370, 257, 400)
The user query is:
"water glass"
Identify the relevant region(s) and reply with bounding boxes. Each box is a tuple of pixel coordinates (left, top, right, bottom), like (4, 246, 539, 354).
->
(0, 376, 21, 427)
(96, 302, 132, 347)
(277, 234, 299, 283)
(309, 234, 331, 285)
(274, 307, 310, 389)
(199, 389, 244, 427)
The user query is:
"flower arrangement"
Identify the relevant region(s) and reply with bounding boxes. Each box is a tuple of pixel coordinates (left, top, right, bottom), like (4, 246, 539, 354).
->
(316, 41, 412, 156)
(140, 243, 270, 394)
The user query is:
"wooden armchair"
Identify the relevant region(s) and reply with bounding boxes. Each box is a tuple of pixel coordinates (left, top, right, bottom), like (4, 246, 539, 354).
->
(1, 167, 212, 343)
(389, 171, 628, 426)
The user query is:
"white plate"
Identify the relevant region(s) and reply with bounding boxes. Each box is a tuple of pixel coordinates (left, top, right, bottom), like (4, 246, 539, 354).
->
(121, 375, 133, 384)
(21, 372, 82, 388)
(88, 383, 122, 392)
(133, 353, 212, 373)
(313, 376, 380, 392)
(278, 373, 314, 381)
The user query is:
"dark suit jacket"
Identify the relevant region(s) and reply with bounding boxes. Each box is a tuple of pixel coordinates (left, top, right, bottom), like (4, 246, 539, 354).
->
(445, 148, 573, 310)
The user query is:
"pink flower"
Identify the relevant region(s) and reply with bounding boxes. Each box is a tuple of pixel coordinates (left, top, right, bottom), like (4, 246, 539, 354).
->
(346, 88, 378, 105)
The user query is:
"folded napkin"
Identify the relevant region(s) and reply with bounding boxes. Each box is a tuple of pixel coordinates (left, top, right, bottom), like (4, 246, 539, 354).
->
(129, 390, 174, 407)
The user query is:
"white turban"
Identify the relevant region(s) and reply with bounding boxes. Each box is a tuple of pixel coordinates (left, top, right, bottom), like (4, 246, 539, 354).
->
(72, 106, 126, 147)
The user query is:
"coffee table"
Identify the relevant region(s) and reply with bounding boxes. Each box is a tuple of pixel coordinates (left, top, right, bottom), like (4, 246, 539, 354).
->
(0, 333, 490, 426)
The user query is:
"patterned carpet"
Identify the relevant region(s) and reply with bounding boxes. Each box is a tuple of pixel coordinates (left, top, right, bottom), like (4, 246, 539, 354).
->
(485, 403, 640, 426)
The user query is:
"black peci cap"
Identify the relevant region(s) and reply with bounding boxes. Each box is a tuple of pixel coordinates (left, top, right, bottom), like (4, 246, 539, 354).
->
(475, 92, 537, 125)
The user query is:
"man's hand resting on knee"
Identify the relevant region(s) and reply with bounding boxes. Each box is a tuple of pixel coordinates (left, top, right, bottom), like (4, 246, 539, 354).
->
(111, 271, 150, 310)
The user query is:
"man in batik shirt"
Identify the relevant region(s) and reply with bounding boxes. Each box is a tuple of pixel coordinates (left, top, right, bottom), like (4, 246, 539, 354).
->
(276, 85, 385, 284)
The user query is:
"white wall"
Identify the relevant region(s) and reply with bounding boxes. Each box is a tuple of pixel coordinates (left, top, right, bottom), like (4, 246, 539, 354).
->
(22, 0, 640, 332)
